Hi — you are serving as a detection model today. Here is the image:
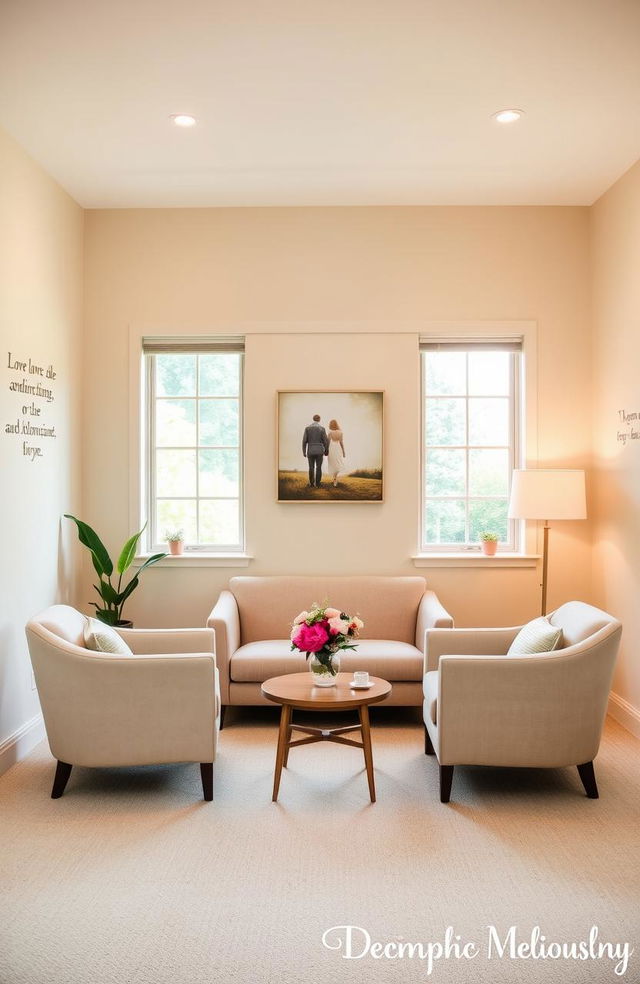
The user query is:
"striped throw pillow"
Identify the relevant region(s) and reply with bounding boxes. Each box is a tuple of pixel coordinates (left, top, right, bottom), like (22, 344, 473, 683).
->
(507, 617, 563, 655)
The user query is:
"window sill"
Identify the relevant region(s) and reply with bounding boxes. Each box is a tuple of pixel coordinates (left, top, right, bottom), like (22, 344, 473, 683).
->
(134, 553, 253, 569)
(412, 553, 539, 569)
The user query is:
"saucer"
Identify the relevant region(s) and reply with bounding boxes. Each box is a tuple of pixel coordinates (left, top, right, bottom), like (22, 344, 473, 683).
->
(349, 679, 373, 689)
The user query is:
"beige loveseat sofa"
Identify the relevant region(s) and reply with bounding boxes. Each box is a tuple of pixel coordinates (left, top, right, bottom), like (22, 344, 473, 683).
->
(208, 576, 453, 721)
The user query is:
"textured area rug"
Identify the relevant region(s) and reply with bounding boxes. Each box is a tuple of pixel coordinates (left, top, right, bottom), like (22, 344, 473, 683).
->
(1, 709, 638, 984)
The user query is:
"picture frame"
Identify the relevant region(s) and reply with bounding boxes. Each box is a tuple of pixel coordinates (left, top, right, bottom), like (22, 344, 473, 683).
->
(276, 390, 384, 503)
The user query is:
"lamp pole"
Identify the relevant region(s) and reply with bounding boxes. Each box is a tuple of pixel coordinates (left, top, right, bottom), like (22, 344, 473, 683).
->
(540, 520, 550, 616)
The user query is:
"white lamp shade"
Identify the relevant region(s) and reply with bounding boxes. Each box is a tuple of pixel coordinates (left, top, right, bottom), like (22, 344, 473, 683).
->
(508, 469, 587, 520)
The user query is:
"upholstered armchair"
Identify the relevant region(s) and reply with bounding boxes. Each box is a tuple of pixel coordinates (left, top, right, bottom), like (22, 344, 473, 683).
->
(25, 605, 220, 801)
(423, 601, 622, 803)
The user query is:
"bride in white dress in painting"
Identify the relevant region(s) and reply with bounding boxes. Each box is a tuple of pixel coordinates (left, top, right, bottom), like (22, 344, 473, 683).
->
(327, 419, 346, 487)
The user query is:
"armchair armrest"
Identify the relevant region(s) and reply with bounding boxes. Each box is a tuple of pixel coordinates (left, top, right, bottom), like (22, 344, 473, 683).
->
(115, 626, 215, 656)
(425, 625, 521, 672)
(436, 646, 609, 767)
(415, 589, 454, 650)
(34, 645, 217, 768)
(207, 590, 240, 704)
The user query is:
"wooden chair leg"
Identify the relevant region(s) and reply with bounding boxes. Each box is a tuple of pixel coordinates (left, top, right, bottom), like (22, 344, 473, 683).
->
(577, 761, 599, 799)
(424, 724, 435, 755)
(219, 705, 227, 730)
(51, 761, 73, 799)
(439, 765, 454, 803)
(200, 763, 214, 801)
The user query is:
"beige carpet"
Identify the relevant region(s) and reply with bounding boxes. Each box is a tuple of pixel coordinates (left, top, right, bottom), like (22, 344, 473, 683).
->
(1, 708, 639, 984)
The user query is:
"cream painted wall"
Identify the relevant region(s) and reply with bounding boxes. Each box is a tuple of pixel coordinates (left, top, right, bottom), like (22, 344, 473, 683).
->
(83, 206, 592, 630)
(0, 127, 83, 755)
(591, 159, 640, 732)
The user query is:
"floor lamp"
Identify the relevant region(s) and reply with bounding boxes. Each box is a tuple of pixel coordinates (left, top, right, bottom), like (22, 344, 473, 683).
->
(508, 470, 587, 616)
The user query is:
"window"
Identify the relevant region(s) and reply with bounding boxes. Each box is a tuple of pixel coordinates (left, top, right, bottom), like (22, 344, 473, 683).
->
(421, 340, 522, 552)
(143, 339, 244, 552)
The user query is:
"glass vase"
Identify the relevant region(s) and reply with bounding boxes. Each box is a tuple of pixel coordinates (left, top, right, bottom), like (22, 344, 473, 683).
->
(308, 649, 341, 686)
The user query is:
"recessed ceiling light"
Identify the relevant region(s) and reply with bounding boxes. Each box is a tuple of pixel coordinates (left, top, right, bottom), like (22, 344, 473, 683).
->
(170, 114, 197, 127)
(492, 109, 524, 124)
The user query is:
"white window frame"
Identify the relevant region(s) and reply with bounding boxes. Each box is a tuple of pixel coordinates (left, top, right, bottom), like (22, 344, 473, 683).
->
(420, 338, 524, 554)
(142, 339, 245, 555)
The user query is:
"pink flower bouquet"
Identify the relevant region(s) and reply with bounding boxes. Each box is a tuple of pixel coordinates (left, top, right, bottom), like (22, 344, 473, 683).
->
(290, 602, 364, 677)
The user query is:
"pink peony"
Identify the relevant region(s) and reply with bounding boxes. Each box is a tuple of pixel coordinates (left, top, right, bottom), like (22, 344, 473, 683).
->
(293, 610, 309, 625)
(292, 621, 329, 653)
(328, 615, 350, 636)
(324, 607, 341, 618)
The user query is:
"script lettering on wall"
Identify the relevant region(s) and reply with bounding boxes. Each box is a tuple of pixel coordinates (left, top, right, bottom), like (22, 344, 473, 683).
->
(617, 408, 640, 447)
(4, 351, 58, 461)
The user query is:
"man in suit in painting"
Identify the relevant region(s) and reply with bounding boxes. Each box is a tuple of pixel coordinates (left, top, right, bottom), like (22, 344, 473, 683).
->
(302, 414, 329, 488)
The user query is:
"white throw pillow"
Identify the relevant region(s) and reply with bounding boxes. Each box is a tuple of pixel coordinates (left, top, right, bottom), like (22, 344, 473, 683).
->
(83, 617, 133, 656)
(507, 616, 563, 656)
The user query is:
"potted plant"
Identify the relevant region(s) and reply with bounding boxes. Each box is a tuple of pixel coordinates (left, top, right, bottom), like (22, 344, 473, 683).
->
(65, 515, 165, 626)
(165, 528, 185, 556)
(479, 531, 499, 556)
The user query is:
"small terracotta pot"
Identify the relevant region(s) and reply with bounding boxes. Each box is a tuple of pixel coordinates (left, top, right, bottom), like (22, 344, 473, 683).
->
(168, 540, 184, 556)
(481, 540, 498, 556)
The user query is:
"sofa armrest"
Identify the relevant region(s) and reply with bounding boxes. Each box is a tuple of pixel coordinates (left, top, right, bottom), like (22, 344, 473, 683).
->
(115, 626, 215, 656)
(207, 590, 240, 704)
(424, 625, 520, 672)
(415, 589, 454, 651)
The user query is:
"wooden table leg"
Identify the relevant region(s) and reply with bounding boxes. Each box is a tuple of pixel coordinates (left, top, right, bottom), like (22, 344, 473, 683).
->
(359, 704, 376, 803)
(283, 716, 293, 767)
(272, 703, 292, 802)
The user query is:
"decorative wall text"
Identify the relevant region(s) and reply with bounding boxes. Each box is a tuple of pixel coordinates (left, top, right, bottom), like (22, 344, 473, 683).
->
(4, 351, 58, 461)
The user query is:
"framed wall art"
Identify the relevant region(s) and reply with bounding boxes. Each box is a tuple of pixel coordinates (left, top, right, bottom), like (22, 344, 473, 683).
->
(277, 390, 383, 502)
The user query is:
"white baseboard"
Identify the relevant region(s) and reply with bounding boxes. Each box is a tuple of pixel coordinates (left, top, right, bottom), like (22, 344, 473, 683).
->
(0, 714, 45, 777)
(608, 691, 640, 740)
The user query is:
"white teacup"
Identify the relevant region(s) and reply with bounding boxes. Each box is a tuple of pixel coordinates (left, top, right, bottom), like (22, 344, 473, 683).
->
(353, 671, 370, 686)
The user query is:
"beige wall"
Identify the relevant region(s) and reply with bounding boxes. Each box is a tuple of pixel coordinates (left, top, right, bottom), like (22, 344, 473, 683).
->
(83, 206, 592, 629)
(0, 125, 635, 747)
(591, 159, 640, 734)
(0, 127, 83, 757)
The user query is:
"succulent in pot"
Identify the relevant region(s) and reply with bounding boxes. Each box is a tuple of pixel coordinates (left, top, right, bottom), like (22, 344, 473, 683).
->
(479, 531, 499, 556)
(165, 528, 185, 556)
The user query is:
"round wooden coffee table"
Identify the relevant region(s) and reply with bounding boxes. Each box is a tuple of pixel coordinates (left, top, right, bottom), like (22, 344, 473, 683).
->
(261, 672, 392, 803)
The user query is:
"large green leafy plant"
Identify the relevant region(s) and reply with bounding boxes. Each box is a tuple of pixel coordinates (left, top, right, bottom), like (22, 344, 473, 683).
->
(65, 515, 165, 625)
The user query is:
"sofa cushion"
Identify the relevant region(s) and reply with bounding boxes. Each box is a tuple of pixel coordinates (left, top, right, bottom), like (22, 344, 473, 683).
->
(423, 671, 438, 725)
(229, 576, 426, 644)
(230, 639, 424, 683)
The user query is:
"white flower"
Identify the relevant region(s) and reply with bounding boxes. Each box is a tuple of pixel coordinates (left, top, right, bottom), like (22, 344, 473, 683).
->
(293, 610, 309, 625)
(328, 616, 350, 636)
(325, 607, 341, 618)
(350, 616, 364, 633)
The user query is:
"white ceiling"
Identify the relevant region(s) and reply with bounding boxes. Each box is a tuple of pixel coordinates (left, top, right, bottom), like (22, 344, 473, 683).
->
(1, 0, 639, 208)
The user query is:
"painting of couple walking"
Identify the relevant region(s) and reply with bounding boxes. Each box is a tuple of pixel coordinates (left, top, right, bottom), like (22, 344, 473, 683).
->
(277, 391, 383, 502)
